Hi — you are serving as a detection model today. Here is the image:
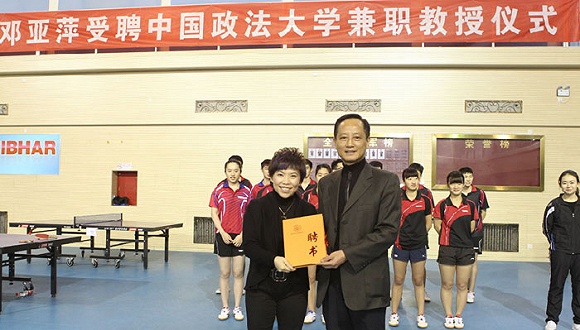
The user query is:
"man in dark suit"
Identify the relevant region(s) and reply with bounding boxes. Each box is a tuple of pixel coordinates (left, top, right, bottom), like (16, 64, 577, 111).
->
(316, 113, 401, 330)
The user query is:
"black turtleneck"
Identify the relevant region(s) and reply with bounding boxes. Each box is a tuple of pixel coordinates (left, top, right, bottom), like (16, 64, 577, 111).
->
(335, 158, 366, 251)
(273, 191, 296, 211)
(338, 158, 367, 217)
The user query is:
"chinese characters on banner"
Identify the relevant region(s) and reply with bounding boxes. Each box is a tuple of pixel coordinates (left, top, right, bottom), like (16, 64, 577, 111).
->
(306, 135, 410, 178)
(282, 214, 327, 268)
(434, 135, 544, 191)
(0, 0, 578, 52)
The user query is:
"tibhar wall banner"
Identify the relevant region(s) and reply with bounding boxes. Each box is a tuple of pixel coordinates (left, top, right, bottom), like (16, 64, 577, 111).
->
(0, 134, 60, 174)
(0, 0, 578, 53)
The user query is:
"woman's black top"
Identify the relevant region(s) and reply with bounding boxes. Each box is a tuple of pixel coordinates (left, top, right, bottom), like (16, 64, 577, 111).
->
(243, 191, 317, 290)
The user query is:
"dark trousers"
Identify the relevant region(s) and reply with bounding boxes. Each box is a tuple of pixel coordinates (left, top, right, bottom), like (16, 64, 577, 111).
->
(322, 280, 386, 330)
(546, 250, 580, 324)
(245, 279, 307, 330)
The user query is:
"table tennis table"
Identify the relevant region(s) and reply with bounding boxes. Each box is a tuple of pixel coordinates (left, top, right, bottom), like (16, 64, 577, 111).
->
(0, 233, 81, 313)
(10, 213, 183, 270)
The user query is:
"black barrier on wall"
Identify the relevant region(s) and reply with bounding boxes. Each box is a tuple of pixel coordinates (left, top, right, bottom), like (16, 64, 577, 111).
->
(193, 216, 214, 244)
(0, 211, 6, 233)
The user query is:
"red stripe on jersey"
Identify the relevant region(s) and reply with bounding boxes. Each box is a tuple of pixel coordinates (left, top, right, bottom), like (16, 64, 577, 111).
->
(256, 185, 273, 199)
(209, 182, 251, 234)
(251, 181, 267, 200)
(303, 189, 319, 210)
(465, 185, 489, 232)
(396, 192, 431, 249)
(434, 197, 478, 247)
(402, 184, 434, 212)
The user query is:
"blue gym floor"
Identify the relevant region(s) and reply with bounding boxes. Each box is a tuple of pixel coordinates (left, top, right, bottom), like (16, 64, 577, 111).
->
(0, 249, 571, 329)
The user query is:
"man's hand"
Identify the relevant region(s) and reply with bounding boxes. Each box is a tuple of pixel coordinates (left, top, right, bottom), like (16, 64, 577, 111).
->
(318, 250, 347, 269)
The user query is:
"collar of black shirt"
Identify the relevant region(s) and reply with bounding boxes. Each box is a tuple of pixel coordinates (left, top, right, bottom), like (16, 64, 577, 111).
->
(341, 158, 366, 178)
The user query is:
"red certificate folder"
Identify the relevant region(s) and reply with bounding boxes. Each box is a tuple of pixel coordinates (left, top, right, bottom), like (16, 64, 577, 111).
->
(282, 214, 327, 268)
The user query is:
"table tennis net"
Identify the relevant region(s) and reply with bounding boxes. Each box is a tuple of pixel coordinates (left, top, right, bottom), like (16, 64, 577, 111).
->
(74, 213, 123, 226)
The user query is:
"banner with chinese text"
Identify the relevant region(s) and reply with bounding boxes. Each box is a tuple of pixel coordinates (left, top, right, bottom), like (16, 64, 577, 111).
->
(0, 0, 578, 53)
(432, 134, 544, 191)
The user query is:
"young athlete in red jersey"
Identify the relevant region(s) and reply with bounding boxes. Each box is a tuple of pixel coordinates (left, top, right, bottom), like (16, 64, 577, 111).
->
(459, 167, 490, 304)
(210, 159, 251, 321)
(433, 171, 478, 329)
(388, 167, 432, 329)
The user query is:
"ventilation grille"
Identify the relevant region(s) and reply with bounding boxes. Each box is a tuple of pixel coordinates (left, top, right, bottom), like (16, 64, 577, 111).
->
(482, 223, 519, 252)
(0, 211, 6, 233)
(193, 216, 215, 244)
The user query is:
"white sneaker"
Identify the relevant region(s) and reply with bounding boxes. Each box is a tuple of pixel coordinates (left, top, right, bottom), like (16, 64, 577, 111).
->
(417, 315, 428, 329)
(544, 320, 557, 330)
(304, 310, 316, 324)
(424, 290, 431, 302)
(388, 313, 400, 327)
(467, 291, 475, 303)
(218, 307, 229, 320)
(572, 322, 580, 330)
(444, 316, 454, 329)
(454, 316, 464, 329)
(233, 307, 244, 321)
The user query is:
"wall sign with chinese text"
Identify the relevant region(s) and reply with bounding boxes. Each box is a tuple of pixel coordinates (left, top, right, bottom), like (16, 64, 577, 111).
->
(0, 0, 578, 53)
(432, 134, 544, 191)
(305, 134, 411, 178)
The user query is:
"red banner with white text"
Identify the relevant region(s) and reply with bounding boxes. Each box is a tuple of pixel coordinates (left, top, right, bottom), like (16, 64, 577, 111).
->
(0, 0, 578, 52)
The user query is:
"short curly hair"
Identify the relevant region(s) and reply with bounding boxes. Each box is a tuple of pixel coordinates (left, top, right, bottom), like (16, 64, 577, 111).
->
(268, 147, 306, 181)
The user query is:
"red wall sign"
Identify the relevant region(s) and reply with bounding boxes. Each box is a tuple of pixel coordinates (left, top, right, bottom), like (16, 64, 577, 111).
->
(433, 134, 544, 191)
(0, 0, 578, 52)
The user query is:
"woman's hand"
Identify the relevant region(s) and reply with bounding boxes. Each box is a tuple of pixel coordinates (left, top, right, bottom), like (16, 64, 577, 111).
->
(232, 233, 243, 247)
(274, 256, 296, 273)
(220, 231, 233, 244)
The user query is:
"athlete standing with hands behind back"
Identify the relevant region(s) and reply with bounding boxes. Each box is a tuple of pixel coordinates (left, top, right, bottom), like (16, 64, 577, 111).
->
(433, 171, 478, 329)
(459, 167, 489, 304)
(388, 167, 432, 329)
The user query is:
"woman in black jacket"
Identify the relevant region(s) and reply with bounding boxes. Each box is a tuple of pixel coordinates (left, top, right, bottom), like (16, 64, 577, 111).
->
(243, 147, 317, 330)
(543, 170, 580, 330)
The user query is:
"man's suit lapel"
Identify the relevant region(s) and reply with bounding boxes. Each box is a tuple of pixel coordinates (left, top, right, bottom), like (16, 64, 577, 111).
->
(343, 164, 372, 214)
(321, 172, 340, 251)
(326, 172, 340, 223)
